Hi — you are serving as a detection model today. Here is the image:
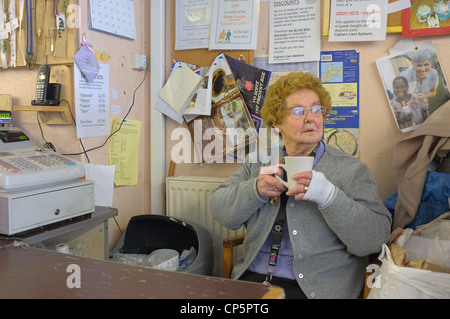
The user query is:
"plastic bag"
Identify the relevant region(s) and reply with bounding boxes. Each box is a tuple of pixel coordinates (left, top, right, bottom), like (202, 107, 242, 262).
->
(178, 247, 197, 270)
(429, 237, 449, 268)
(385, 171, 450, 229)
(409, 213, 450, 268)
(367, 244, 450, 299)
(113, 249, 179, 271)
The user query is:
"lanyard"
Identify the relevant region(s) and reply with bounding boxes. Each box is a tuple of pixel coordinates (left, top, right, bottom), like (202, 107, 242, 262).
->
(265, 191, 288, 279)
(264, 143, 320, 284)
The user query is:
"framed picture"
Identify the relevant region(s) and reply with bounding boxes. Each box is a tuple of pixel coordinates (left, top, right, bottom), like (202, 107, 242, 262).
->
(376, 42, 450, 133)
(402, 0, 450, 37)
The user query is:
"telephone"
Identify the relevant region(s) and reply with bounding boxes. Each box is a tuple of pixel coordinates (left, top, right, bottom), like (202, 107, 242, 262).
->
(31, 65, 62, 106)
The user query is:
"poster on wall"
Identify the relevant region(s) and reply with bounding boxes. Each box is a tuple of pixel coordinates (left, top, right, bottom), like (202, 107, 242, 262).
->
(186, 54, 258, 164)
(209, 0, 260, 50)
(225, 54, 271, 131)
(175, 0, 213, 50)
(328, 0, 388, 42)
(402, 0, 450, 38)
(320, 50, 360, 158)
(269, 0, 321, 63)
(74, 63, 110, 139)
(376, 42, 450, 133)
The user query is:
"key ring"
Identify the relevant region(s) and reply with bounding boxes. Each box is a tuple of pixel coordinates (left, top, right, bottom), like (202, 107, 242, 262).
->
(264, 265, 277, 285)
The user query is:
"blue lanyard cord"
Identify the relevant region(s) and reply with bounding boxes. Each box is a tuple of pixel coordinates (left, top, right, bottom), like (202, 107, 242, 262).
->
(26, 0, 32, 55)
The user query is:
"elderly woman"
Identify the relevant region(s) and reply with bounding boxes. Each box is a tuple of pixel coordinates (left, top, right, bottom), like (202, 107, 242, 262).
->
(210, 72, 391, 299)
(400, 48, 439, 118)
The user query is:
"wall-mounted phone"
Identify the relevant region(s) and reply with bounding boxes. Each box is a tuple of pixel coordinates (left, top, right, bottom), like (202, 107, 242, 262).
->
(31, 65, 62, 106)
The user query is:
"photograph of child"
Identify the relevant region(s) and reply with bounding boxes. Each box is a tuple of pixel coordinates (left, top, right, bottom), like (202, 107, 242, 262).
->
(390, 76, 427, 130)
(376, 42, 450, 133)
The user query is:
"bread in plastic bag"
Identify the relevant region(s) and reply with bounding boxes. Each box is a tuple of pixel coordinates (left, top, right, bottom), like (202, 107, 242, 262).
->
(367, 244, 450, 299)
(398, 212, 450, 269)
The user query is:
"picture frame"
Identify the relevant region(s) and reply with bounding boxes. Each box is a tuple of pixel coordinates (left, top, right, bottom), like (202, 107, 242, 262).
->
(402, 0, 450, 37)
(376, 42, 450, 133)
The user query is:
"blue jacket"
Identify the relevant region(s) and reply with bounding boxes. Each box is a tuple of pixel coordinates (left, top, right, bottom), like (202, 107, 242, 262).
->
(210, 144, 392, 299)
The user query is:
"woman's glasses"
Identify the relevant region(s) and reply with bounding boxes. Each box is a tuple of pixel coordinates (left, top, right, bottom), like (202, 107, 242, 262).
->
(288, 105, 326, 119)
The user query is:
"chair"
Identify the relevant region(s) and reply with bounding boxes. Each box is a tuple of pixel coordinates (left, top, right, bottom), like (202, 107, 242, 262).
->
(222, 233, 375, 298)
(221, 233, 245, 278)
(110, 214, 214, 275)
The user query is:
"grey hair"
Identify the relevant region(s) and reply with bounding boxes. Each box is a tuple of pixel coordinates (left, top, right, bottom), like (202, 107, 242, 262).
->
(412, 49, 434, 65)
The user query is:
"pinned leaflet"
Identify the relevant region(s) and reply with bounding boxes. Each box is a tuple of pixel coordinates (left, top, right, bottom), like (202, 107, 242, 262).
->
(158, 64, 203, 112)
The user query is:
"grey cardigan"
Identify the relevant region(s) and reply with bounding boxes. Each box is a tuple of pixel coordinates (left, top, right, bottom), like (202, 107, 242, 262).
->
(210, 144, 392, 299)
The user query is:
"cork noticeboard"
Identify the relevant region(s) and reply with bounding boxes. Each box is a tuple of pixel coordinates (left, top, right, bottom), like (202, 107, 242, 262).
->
(172, 0, 254, 67)
(173, 48, 254, 67)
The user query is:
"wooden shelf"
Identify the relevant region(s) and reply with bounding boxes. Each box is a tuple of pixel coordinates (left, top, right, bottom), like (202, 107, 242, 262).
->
(13, 65, 74, 125)
(14, 105, 72, 125)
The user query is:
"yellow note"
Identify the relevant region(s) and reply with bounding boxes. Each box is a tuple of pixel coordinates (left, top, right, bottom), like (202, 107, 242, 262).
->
(158, 64, 202, 112)
(108, 119, 142, 186)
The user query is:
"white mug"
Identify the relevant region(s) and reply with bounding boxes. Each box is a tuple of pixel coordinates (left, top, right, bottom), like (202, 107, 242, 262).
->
(275, 156, 314, 190)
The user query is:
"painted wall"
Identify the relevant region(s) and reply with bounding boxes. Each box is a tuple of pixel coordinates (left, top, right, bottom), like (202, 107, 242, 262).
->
(164, 1, 450, 203)
(0, 1, 151, 249)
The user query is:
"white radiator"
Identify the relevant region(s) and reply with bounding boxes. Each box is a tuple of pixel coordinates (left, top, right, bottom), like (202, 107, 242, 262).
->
(166, 175, 244, 277)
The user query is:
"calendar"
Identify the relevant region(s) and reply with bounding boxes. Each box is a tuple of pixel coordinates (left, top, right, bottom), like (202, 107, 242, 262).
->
(89, 0, 137, 40)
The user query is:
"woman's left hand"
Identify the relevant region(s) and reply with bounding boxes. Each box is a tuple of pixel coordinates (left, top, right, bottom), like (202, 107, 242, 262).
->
(286, 171, 313, 200)
(417, 93, 426, 101)
(289, 171, 336, 206)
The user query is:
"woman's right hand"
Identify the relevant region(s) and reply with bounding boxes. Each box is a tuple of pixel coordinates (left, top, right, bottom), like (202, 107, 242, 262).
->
(257, 166, 286, 198)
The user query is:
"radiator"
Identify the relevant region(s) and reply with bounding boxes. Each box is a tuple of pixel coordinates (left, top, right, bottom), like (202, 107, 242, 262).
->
(166, 175, 245, 277)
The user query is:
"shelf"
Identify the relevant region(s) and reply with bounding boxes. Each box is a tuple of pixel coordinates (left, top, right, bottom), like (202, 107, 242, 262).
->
(14, 105, 73, 125)
(13, 65, 74, 125)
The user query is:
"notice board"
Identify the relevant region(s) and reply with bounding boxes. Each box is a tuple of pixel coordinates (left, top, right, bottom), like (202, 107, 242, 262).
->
(171, 0, 254, 67)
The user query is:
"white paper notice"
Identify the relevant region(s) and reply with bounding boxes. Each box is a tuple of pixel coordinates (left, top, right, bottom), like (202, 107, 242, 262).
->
(83, 163, 115, 207)
(329, 0, 387, 42)
(175, 0, 213, 50)
(74, 63, 110, 139)
(269, 0, 321, 64)
(209, 0, 260, 50)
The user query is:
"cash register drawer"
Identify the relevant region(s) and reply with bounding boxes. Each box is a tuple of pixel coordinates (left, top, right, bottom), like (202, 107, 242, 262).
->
(0, 180, 94, 235)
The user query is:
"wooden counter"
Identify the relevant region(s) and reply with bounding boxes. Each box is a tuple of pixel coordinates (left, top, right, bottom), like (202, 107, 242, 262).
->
(0, 246, 284, 299)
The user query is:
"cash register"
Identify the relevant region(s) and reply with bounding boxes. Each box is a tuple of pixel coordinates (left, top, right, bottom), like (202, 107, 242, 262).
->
(0, 128, 94, 235)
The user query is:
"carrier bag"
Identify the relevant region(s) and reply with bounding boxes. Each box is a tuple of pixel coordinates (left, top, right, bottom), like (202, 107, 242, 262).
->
(367, 244, 450, 299)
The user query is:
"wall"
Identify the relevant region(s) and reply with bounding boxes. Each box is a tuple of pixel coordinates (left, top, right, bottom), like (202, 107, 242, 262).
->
(0, 1, 151, 249)
(164, 1, 450, 202)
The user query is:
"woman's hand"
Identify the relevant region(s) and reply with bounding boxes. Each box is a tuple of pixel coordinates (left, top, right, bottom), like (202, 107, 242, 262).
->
(290, 171, 336, 206)
(286, 171, 312, 200)
(417, 93, 426, 101)
(257, 165, 287, 198)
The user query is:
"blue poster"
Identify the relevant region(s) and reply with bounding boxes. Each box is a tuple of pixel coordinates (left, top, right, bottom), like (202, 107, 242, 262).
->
(320, 50, 360, 158)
